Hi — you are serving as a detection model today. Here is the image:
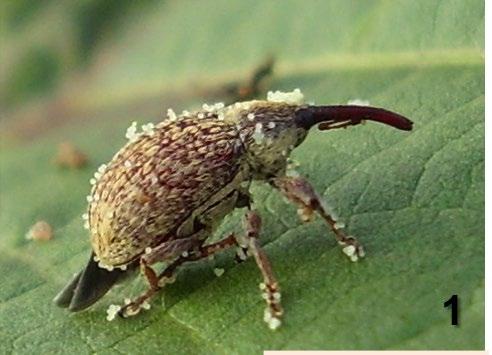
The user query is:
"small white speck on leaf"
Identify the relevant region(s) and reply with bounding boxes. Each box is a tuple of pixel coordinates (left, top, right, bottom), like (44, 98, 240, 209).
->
(213, 268, 225, 277)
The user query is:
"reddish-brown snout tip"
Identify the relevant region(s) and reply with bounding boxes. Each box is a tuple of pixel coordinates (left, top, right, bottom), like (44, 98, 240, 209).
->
(295, 105, 413, 132)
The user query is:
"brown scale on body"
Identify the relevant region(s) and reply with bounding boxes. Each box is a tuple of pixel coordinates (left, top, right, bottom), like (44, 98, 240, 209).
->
(54, 90, 413, 329)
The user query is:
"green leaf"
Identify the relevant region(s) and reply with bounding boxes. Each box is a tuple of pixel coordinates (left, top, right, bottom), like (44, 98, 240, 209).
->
(0, 0, 483, 353)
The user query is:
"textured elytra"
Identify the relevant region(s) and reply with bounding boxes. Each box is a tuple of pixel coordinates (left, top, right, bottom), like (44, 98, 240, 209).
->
(87, 101, 302, 267)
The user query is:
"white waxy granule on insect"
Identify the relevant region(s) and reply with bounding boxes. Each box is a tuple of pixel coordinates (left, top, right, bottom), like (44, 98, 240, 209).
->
(273, 292, 281, 301)
(94, 171, 101, 179)
(167, 108, 177, 121)
(197, 112, 205, 119)
(125, 121, 138, 141)
(141, 301, 151, 310)
(119, 264, 127, 271)
(217, 112, 225, 120)
(252, 123, 265, 144)
(342, 245, 356, 257)
(98, 261, 113, 271)
(93, 255, 100, 262)
(247, 113, 255, 121)
(268, 317, 282, 330)
(334, 221, 345, 229)
(264, 308, 272, 322)
(107, 211, 114, 219)
(151, 175, 159, 184)
(259, 282, 267, 290)
(267, 88, 304, 104)
(181, 251, 189, 257)
(347, 99, 370, 106)
(124, 298, 131, 305)
(141, 123, 155, 135)
(106, 304, 121, 321)
(267, 122, 276, 129)
(82, 213, 88, 220)
(98, 164, 107, 173)
(145, 247, 152, 254)
(182, 110, 190, 116)
(84, 221, 90, 230)
(236, 248, 247, 261)
(213, 268, 225, 277)
(124, 160, 132, 168)
(358, 246, 366, 258)
(350, 254, 359, 262)
(90, 178, 96, 185)
(93, 193, 100, 202)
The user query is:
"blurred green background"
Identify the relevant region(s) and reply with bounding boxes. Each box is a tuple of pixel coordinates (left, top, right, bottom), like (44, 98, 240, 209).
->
(0, 0, 484, 353)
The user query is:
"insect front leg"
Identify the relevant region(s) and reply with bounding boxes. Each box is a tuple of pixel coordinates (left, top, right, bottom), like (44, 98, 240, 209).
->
(242, 210, 283, 330)
(272, 175, 365, 262)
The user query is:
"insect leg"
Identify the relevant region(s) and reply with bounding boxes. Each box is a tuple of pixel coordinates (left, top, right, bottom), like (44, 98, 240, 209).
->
(272, 175, 365, 262)
(119, 237, 202, 317)
(242, 210, 283, 330)
(157, 233, 239, 283)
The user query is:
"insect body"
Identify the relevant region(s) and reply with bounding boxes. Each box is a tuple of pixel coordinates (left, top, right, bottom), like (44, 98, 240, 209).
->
(54, 89, 412, 329)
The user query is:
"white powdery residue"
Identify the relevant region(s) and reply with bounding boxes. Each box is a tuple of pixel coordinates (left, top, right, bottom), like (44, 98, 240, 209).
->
(181, 251, 189, 258)
(151, 175, 159, 184)
(247, 113, 255, 121)
(267, 121, 276, 129)
(342, 245, 356, 257)
(182, 110, 190, 116)
(217, 112, 225, 121)
(125, 121, 139, 141)
(141, 122, 155, 136)
(145, 247, 152, 254)
(124, 160, 132, 168)
(197, 112, 205, 119)
(98, 261, 114, 271)
(213, 268, 225, 277)
(119, 264, 127, 271)
(94, 171, 101, 180)
(106, 304, 121, 321)
(268, 317, 282, 330)
(141, 301, 151, 310)
(86, 195, 93, 203)
(267, 88, 304, 104)
(90, 178, 96, 185)
(98, 164, 107, 174)
(334, 221, 345, 229)
(167, 108, 177, 121)
(347, 99, 370, 106)
(252, 123, 265, 145)
(263, 308, 282, 330)
(236, 247, 247, 261)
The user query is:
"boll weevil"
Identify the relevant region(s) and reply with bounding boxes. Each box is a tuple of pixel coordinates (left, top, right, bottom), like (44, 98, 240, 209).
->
(54, 89, 413, 329)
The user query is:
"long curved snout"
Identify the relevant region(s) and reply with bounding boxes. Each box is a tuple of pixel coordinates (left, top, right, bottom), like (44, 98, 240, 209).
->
(295, 105, 413, 131)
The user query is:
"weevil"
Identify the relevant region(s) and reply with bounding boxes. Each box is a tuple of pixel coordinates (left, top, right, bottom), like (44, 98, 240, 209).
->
(54, 89, 412, 329)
